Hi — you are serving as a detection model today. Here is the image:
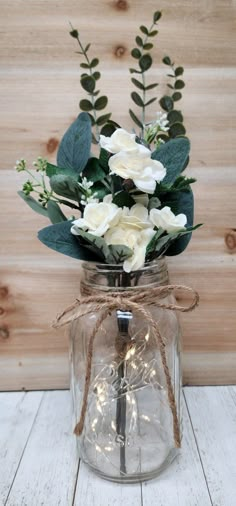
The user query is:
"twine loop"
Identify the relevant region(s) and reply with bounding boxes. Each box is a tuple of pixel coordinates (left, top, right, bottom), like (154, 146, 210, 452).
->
(53, 283, 199, 448)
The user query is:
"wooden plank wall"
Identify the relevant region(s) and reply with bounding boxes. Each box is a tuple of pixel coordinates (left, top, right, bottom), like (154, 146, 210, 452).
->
(0, 0, 235, 390)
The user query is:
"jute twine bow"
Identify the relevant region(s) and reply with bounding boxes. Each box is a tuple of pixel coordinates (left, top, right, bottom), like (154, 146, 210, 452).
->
(53, 283, 199, 448)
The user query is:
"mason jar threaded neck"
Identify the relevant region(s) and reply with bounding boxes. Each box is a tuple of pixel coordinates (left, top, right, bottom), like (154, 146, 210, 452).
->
(81, 258, 169, 291)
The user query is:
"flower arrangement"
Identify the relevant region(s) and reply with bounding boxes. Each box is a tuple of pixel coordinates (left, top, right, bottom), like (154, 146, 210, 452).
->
(16, 11, 201, 273)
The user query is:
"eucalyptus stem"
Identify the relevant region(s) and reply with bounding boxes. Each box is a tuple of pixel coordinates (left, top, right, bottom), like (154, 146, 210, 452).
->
(140, 22, 155, 132)
(69, 22, 99, 140)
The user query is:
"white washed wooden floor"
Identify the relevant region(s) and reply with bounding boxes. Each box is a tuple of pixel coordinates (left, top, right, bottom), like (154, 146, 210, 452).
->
(1, 387, 236, 506)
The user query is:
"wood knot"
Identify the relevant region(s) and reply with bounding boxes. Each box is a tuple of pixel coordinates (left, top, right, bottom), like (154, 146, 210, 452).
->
(224, 229, 236, 253)
(114, 45, 126, 58)
(0, 286, 9, 298)
(46, 137, 59, 154)
(0, 325, 9, 339)
(115, 0, 129, 10)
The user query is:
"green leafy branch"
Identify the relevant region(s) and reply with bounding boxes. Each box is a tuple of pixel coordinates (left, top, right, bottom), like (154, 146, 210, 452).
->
(129, 10, 162, 133)
(159, 56, 186, 138)
(69, 23, 111, 143)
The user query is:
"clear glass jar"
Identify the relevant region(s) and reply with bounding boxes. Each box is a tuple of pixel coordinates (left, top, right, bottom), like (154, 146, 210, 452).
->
(70, 258, 182, 483)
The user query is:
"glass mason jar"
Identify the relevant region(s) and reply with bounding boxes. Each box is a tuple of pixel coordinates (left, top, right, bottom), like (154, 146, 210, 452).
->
(70, 258, 182, 483)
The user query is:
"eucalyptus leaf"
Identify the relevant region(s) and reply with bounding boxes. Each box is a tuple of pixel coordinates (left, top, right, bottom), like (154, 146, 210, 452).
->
(113, 191, 136, 208)
(106, 244, 133, 264)
(169, 122, 186, 138)
(82, 157, 106, 183)
(50, 175, 81, 202)
(46, 162, 77, 179)
(131, 91, 144, 107)
(152, 137, 190, 185)
(79, 99, 93, 111)
(139, 54, 152, 72)
(164, 189, 194, 255)
(94, 96, 108, 110)
(99, 148, 110, 172)
(92, 181, 110, 200)
(80, 75, 96, 93)
(145, 82, 159, 90)
(175, 66, 184, 76)
(92, 71, 101, 80)
(57, 112, 92, 175)
(131, 48, 141, 59)
(18, 191, 48, 217)
(90, 58, 99, 68)
(136, 36, 143, 47)
(129, 109, 143, 129)
(75, 229, 109, 261)
(146, 230, 172, 260)
(159, 95, 174, 112)
(153, 11, 162, 22)
(131, 78, 145, 90)
(96, 113, 112, 126)
(143, 43, 153, 50)
(100, 123, 117, 137)
(175, 79, 185, 90)
(140, 25, 149, 35)
(149, 30, 158, 36)
(38, 220, 94, 261)
(47, 201, 67, 224)
(172, 92, 182, 101)
(162, 56, 171, 65)
(167, 110, 183, 125)
(145, 97, 157, 107)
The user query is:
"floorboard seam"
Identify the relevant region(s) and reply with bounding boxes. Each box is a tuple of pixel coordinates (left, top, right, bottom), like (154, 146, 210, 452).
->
(72, 457, 81, 506)
(183, 389, 214, 506)
(4, 392, 45, 506)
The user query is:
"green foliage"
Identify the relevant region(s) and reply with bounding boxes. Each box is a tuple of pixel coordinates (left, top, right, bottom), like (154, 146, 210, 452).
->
(75, 229, 133, 264)
(169, 122, 186, 137)
(49, 175, 81, 202)
(159, 95, 173, 112)
(18, 191, 48, 217)
(129, 109, 143, 129)
(167, 110, 183, 124)
(131, 91, 144, 107)
(82, 157, 106, 183)
(129, 12, 162, 132)
(159, 56, 186, 138)
(112, 191, 136, 208)
(152, 137, 190, 185)
(172, 92, 182, 101)
(45, 162, 76, 179)
(38, 221, 94, 261)
(69, 24, 111, 140)
(57, 113, 92, 175)
(107, 244, 133, 264)
(47, 201, 67, 224)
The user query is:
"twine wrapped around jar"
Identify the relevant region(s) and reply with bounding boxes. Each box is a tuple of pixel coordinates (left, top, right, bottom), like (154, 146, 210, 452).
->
(53, 283, 199, 449)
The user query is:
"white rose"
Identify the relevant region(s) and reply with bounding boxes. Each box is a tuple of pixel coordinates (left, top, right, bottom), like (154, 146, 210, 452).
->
(99, 128, 138, 153)
(132, 193, 149, 207)
(109, 146, 166, 194)
(119, 204, 151, 229)
(123, 228, 155, 273)
(71, 202, 121, 237)
(104, 223, 155, 273)
(150, 206, 187, 233)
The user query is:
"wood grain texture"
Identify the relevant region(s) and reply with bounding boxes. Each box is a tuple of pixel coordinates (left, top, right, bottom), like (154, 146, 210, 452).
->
(6, 391, 79, 506)
(0, 0, 236, 389)
(185, 386, 236, 506)
(141, 398, 212, 506)
(2, 387, 235, 505)
(0, 391, 43, 504)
